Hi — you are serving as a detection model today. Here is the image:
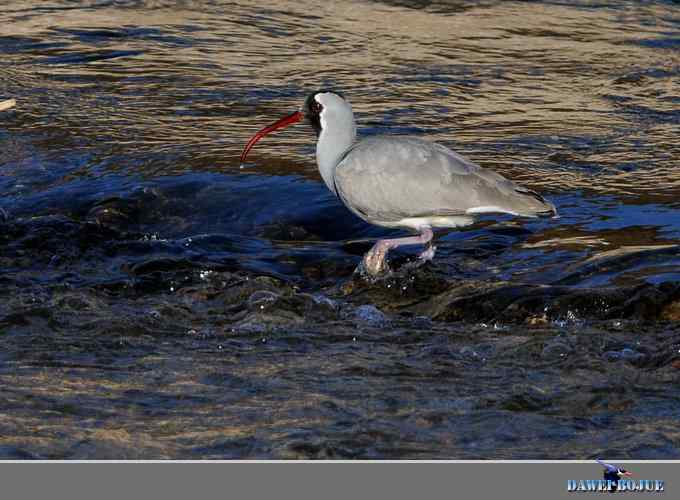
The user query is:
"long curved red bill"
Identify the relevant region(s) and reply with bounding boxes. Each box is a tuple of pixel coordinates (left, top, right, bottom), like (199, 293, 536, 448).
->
(240, 110, 304, 163)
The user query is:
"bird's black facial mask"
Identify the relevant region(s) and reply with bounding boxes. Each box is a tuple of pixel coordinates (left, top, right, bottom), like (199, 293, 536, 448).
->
(304, 90, 345, 137)
(304, 93, 323, 137)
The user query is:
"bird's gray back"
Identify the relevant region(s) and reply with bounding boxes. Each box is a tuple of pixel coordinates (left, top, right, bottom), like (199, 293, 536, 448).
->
(333, 136, 554, 226)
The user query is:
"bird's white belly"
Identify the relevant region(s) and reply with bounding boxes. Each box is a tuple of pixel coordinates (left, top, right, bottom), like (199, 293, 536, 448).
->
(384, 215, 475, 230)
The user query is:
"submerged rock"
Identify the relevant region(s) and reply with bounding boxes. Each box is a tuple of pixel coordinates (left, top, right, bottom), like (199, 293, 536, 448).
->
(353, 305, 387, 327)
(335, 266, 680, 324)
(541, 336, 574, 360)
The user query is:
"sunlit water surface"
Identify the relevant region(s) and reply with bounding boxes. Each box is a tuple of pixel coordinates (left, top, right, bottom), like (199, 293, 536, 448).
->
(1, 0, 679, 459)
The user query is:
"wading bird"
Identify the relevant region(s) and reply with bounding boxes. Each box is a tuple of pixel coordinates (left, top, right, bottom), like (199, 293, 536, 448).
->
(240, 90, 556, 276)
(596, 459, 633, 492)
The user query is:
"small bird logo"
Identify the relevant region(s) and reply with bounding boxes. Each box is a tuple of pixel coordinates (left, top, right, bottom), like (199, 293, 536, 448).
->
(596, 459, 633, 492)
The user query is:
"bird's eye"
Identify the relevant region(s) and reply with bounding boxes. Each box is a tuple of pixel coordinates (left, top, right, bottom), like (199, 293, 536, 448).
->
(311, 101, 323, 114)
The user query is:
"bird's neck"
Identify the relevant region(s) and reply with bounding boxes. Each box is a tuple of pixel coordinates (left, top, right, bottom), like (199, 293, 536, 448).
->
(315, 115, 356, 195)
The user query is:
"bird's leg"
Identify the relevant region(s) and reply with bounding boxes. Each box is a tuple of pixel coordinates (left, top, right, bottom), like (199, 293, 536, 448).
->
(418, 238, 437, 263)
(361, 226, 434, 276)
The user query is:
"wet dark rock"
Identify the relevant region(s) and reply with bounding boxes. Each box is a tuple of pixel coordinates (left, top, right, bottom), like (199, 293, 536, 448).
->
(339, 266, 680, 324)
(86, 198, 136, 229)
(233, 310, 304, 332)
(541, 336, 575, 360)
(500, 386, 553, 412)
(218, 276, 287, 307)
(352, 304, 388, 327)
(207, 277, 344, 332)
(301, 258, 357, 282)
(339, 266, 452, 311)
(259, 223, 321, 241)
(621, 282, 680, 320)
(84, 188, 176, 232)
(130, 257, 201, 276)
(460, 343, 496, 362)
(603, 348, 645, 364)
(0, 215, 131, 277)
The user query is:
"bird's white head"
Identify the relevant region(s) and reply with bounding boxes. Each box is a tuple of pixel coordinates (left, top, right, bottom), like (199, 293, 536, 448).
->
(240, 89, 357, 195)
(303, 90, 354, 138)
(240, 90, 353, 162)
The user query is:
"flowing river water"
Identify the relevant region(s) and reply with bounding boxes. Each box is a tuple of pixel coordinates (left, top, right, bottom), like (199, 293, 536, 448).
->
(1, 0, 679, 458)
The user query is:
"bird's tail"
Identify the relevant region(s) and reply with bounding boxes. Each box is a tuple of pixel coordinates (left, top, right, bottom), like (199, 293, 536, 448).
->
(514, 186, 558, 218)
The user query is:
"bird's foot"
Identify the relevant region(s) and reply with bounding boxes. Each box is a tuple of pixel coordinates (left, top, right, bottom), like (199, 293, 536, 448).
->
(357, 246, 391, 278)
(417, 245, 436, 263)
(402, 245, 437, 270)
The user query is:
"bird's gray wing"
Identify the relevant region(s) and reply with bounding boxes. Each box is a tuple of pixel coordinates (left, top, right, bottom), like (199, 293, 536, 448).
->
(334, 136, 553, 224)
